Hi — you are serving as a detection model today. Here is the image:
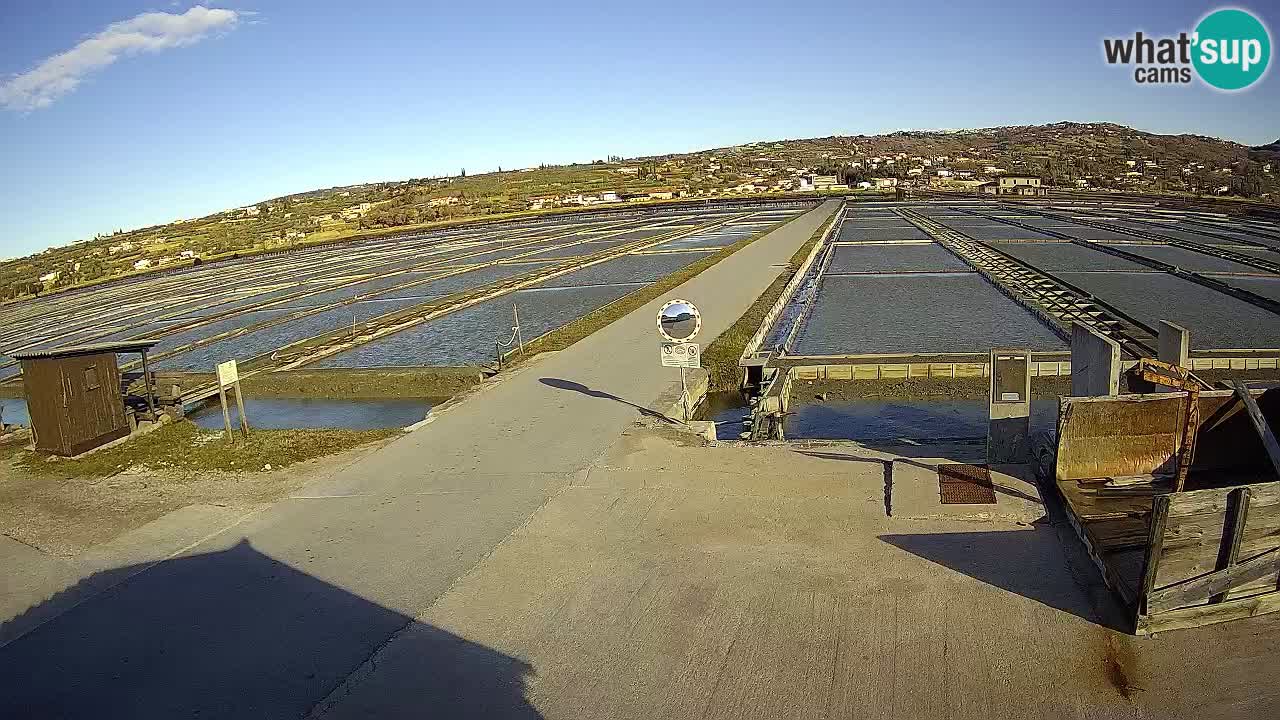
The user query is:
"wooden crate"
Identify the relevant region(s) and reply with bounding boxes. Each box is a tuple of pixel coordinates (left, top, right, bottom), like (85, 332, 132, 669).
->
(1050, 388, 1280, 633)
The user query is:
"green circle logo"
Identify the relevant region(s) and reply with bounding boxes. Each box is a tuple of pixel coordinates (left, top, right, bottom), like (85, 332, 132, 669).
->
(1193, 8, 1271, 90)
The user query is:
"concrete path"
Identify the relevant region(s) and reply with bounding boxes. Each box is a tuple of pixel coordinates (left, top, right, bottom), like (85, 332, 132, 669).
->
(328, 431, 1280, 720)
(0, 201, 840, 718)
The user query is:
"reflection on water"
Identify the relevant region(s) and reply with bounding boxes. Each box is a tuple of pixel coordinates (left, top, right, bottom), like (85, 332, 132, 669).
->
(189, 397, 435, 431)
(698, 391, 751, 440)
(0, 397, 29, 426)
(703, 394, 1057, 442)
(788, 399, 1058, 441)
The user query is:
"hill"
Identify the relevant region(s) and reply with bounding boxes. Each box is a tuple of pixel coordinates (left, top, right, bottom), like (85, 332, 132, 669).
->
(1250, 139, 1280, 163)
(3, 121, 1277, 300)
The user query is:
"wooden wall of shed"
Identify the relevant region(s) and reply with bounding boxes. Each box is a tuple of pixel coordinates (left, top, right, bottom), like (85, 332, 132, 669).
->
(20, 357, 66, 454)
(20, 352, 128, 456)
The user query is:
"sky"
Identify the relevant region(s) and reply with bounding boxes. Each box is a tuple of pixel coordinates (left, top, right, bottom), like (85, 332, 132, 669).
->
(1, 1, 1276, 258)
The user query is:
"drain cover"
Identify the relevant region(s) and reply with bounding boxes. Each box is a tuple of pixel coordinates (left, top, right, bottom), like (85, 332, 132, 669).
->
(938, 464, 996, 504)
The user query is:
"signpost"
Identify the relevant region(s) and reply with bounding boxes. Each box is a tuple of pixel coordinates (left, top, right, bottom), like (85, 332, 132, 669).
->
(657, 299, 702, 421)
(215, 359, 250, 444)
(660, 342, 700, 368)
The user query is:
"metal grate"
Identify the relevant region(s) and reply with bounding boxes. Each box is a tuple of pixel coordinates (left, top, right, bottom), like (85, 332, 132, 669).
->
(938, 464, 997, 504)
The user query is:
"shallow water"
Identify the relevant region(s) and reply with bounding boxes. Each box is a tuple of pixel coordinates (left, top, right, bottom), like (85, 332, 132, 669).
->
(703, 394, 1057, 442)
(0, 397, 29, 426)
(785, 399, 1058, 441)
(189, 397, 434, 431)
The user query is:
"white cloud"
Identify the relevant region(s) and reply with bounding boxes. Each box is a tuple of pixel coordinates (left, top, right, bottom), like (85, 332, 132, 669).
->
(0, 5, 241, 112)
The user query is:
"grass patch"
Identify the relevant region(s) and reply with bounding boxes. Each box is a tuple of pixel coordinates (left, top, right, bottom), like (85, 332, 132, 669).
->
(515, 214, 807, 360)
(700, 212, 837, 391)
(791, 376, 1072, 402)
(240, 368, 480, 398)
(15, 420, 397, 479)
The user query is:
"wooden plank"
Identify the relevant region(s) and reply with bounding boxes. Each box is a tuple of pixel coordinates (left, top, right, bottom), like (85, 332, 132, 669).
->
(1230, 381, 1280, 479)
(1102, 548, 1145, 605)
(1056, 480, 1156, 521)
(1053, 480, 1140, 617)
(1165, 480, 1280, 519)
(1155, 487, 1280, 590)
(1083, 517, 1151, 551)
(1139, 494, 1170, 615)
(1053, 389, 1266, 483)
(1211, 487, 1251, 604)
(1055, 394, 1184, 482)
(1147, 546, 1280, 614)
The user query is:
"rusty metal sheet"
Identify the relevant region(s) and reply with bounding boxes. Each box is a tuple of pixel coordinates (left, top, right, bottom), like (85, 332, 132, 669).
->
(939, 463, 997, 504)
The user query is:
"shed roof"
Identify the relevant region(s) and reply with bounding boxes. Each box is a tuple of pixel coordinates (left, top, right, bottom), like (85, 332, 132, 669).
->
(12, 340, 160, 361)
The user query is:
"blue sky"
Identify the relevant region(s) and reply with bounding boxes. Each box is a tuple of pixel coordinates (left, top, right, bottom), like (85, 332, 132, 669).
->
(1, 1, 1276, 257)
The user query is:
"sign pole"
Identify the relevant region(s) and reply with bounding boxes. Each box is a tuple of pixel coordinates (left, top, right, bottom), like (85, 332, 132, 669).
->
(233, 379, 250, 437)
(215, 359, 244, 444)
(679, 366, 689, 421)
(218, 383, 234, 445)
(514, 304, 524, 354)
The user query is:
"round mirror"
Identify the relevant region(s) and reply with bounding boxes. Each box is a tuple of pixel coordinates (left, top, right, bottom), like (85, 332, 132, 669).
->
(658, 299, 700, 341)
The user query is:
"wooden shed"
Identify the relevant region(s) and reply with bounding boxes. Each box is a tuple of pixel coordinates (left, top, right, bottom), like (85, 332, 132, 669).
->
(13, 341, 159, 457)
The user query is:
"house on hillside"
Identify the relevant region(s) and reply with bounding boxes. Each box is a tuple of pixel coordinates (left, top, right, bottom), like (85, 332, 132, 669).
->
(812, 175, 838, 190)
(979, 175, 1047, 196)
(340, 203, 373, 220)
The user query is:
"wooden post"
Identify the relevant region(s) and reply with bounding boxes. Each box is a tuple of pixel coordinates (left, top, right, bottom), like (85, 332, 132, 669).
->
(1139, 494, 1171, 617)
(218, 383, 234, 445)
(214, 359, 243, 443)
(1230, 381, 1280, 479)
(233, 379, 250, 437)
(1211, 487, 1251, 604)
(140, 349, 157, 419)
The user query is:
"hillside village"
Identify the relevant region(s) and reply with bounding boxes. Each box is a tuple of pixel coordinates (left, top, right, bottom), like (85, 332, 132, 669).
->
(3, 122, 1277, 301)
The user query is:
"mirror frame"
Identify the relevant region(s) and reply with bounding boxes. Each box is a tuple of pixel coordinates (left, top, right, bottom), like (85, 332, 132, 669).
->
(657, 298, 701, 342)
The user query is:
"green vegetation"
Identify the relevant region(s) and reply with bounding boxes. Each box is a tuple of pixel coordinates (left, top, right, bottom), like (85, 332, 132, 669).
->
(791, 376, 1073, 402)
(14, 420, 397, 478)
(241, 368, 479, 399)
(701, 212, 836, 392)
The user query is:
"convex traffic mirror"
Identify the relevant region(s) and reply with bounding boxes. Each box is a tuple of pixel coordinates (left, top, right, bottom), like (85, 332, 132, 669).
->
(657, 299, 701, 342)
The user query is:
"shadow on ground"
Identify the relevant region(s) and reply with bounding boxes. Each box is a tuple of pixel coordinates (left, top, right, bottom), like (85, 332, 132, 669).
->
(794, 449, 1042, 510)
(0, 539, 540, 719)
(879, 529, 1128, 632)
(540, 377, 675, 423)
